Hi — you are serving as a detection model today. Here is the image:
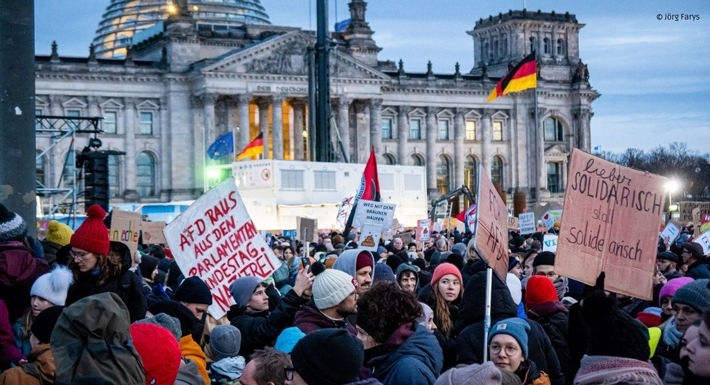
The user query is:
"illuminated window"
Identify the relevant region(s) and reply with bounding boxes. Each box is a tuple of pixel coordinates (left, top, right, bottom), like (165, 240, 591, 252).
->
(465, 120, 476, 141)
(436, 156, 452, 194)
(464, 156, 478, 192)
(492, 121, 503, 141)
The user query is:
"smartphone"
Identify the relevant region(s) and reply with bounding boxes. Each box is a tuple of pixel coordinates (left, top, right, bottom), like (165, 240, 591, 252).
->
(301, 256, 311, 270)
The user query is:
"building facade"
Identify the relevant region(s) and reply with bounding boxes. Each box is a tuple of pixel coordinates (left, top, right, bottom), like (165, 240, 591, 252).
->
(35, 1, 598, 214)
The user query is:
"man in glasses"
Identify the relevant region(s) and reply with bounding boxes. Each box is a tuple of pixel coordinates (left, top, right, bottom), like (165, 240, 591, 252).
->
(681, 242, 710, 280)
(532, 251, 568, 301)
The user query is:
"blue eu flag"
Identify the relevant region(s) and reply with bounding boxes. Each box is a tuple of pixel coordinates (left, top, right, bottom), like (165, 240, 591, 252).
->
(207, 131, 234, 160)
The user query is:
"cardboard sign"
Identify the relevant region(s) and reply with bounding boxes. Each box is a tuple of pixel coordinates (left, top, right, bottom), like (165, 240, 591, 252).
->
(543, 234, 558, 252)
(109, 209, 141, 257)
(351, 200, 396, 251)
(519, 212, 536, 235)
(336, 195, 355, 230)
(473, 165, 509, 281)
(693, 207, 701, 238)
(701, 213, 710, 233)
(542, 210, 562, 230)
(141, 221, 167, 245)
(296, 217, 318, 243)
(417, 219, 432, 241)
(507, 216, 519, 231)
(399, 231, 413, 245)
(660, 223, 680, 245)
(680, 201, 710, 222)
(555, 150, 667, 300)
(695, 230, 710, 255)
(163, 178, 281, 319)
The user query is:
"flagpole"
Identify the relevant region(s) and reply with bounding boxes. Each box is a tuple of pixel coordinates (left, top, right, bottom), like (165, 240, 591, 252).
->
(534, 81, 540, 204)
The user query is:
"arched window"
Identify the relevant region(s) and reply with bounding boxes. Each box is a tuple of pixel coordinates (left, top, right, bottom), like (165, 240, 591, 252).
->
(136, 152, 156, 197)
(36, 150, 46, 188)
(408, 154, 425, 166)
(547, 162, 561, 193)
(382, 153, 396, 165)
(556, 39, 565, 56)
(543, 38, 550, 54)
(436, 156, 452, 195)
(464, 156, 478, 192)
(63, 150, 76, 186)
(491, 156, 504, 189)
(529, 36, 537, 54)
(544, 118, 564, 142)
(108, 155, 120, 198)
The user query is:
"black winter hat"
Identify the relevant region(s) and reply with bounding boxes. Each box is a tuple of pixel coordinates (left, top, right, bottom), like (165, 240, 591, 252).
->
(149, 300, 195, 337)
(139, 254, 160, 281)
(0, 203, 28, 242)
(532, 251, 555, 267)
(291, 329, 364, 385)
(656, 251, 679, 264)
(174, 276, 213, 305)
(31, 306, 65, 344)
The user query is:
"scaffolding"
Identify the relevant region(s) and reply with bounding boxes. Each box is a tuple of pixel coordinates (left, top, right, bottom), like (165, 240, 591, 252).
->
(35, 115, 103, 226)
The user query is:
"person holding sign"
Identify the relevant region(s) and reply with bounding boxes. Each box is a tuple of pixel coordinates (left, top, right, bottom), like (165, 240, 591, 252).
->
(227, 267, 313, 360)
(488, 318, 551, 385)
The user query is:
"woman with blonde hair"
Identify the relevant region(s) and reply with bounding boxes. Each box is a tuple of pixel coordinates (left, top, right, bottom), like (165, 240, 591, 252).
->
(64, 205, 146, 321)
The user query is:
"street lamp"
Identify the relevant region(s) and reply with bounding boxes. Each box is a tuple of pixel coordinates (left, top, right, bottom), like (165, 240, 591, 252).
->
(666, 179, 681, 218)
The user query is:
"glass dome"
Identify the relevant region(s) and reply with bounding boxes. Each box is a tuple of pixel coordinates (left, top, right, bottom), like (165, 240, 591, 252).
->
(92, 0, 271, 58)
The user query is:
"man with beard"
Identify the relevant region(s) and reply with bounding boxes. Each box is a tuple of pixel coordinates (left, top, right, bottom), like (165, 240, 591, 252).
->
(657, 251, 683, 281)
(294, 269, 358, 335)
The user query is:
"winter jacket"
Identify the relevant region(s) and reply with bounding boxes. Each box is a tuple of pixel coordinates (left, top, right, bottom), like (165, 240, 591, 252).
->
(0, 300, 24, 367)
(180, 335, 211, 385)
(175, 358, 207, 385)
(209, 356, 245, 385)
(228, 289, 307, 359)
(573, 355, 663, 385)
(293, 301, 357, 335)
(526, 301, 575, 385)
(367, 323, 443, 385)
(0, 343, 54, 385)
(417, 283, 461, 371)
(345, 379, 384, 385)
(515, 359, 552, 385)
(0, 241, 49, 324)
(65, 243, 146, 322)
(685, 261, 710, 280)
(456, 271, 564, 385)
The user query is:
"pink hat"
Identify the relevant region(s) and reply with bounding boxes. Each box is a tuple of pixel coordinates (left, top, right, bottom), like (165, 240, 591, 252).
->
(431, 262, 463, 286)
(659, 277, 694, 305)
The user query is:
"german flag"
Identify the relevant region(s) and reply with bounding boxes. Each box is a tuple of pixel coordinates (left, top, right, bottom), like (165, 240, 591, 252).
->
(236, 132, 264, 160)
(487, 52, 537, 102)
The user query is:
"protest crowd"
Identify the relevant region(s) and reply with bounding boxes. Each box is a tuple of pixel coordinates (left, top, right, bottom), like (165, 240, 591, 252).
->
(0, 199, 709, 385)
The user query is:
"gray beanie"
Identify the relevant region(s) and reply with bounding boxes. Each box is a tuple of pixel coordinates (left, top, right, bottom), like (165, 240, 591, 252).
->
(672, 279, 710, 313)
(435, 361, 502, 385)
(210, 324, 242, 360)
(452, 242, 467, 256)
(313, 269, 355, 310)
(229, 276, 263, 308)
(135, 313, 182, 341)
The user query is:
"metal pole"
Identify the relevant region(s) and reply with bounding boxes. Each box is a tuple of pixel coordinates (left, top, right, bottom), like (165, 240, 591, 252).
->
(315, 0, 331, 162)
(483, 266, 493, 362)
(307, 46, 316, 162)
(0, 0, 36, 236)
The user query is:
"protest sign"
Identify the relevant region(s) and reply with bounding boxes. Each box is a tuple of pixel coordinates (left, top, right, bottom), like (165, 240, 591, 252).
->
(519, 212, 536, 235)
(399, 231, 413, 245)
(695, 230, 710, 255)
(473, 165, 509, 281)
(701, 213, 710, 234)
(417, 219, 432, 241)
(542, 210, 562, 230)
(163, 178, 281, 319)
(508, 216, 519, 231)
(555, 150, 667, 300)
(141, 221, 167, 245)
(351, 200, 396, 251)
(660, 223, 680, 245)
(109, 209, 141, 257)
(296, 217, 318, 243)
(693, 207, 701, 238)
(543, 234, 558, 252)
(680, 201, 710, 222)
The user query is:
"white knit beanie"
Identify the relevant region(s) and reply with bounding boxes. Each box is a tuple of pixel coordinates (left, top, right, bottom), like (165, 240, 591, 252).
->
(313, 269, 356, 310)
(30, 265, 74, 306)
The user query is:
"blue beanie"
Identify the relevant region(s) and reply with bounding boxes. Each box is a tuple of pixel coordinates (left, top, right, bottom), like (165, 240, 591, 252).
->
(488, 317, 530, 357)
(229, 276, 263, 308)
(275, 326, 306, 353)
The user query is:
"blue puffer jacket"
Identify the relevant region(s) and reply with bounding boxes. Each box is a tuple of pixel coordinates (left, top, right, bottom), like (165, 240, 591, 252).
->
(368, 323, 443, 385)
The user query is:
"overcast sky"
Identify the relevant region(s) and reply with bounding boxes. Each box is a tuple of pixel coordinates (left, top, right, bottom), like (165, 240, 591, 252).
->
(35, 0, 710, 155)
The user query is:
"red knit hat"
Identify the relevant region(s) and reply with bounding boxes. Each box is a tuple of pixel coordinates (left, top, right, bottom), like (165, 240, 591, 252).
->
(130, 323, 181, 385)
(70, 204, 110, 255)
(431, 262, 463, 285)
(525, 275, 558, 306)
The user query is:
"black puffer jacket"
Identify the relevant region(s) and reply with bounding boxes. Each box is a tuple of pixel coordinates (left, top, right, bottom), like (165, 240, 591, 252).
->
(456, 271, 564, 385)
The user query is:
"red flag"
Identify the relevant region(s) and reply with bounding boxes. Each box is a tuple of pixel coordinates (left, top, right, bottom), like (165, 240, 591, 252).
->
(343, 147, 380, 237)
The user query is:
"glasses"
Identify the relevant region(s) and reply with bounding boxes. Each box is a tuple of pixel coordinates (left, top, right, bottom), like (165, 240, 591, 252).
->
(682, 249, 691, 254)
(284, 367, 297, 381)
(490, 344, 520, 356)
(70, 249, 90, 261)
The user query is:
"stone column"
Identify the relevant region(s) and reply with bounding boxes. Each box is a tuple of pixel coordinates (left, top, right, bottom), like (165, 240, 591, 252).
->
(191, 96, 204, 193)
(536, 108, 547, 199)
(454, 108, 465, 188)
(337, 96, 350, 162)
(87, 96, 99, 119)
(580, 109, 591, 152)
(159, 97, 172, 198)
(426, 107, 438, 195)
(291, 99, 306, 161)
(123, 97, 138, 197)
(202, 94, 217, 148)
(272, 95, 284, 160)
(397, 105, 410, 165)
(237, 94, 251, 150)
(355, 102, 370, 163)
(481, 109, 492, 174)
(561, 159, 568, 193)
(369, 99, 383, 159)
(258, 98, 270, 158)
